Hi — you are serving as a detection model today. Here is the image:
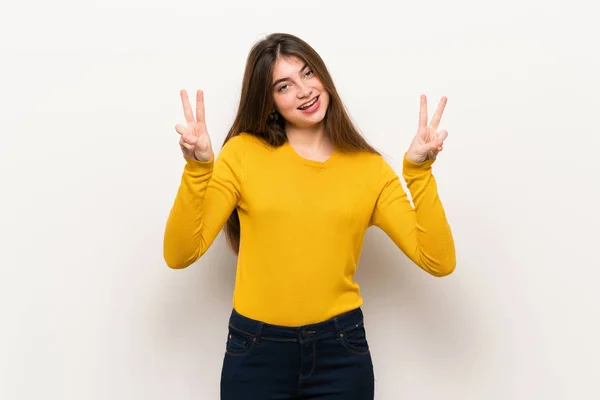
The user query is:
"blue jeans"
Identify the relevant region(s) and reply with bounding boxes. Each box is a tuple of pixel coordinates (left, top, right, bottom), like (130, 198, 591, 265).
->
(220, 307, 375, 399)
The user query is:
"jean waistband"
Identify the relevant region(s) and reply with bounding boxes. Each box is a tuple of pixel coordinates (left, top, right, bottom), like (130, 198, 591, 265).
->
(228, 308, 365, 343)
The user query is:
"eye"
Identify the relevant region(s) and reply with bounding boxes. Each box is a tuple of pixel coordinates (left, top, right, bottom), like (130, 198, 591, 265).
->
(278, 84, 289, 92)
(305, 70, 314, 78)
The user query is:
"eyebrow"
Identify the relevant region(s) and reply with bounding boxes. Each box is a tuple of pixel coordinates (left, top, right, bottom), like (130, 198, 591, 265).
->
(272, 63, 309, 88)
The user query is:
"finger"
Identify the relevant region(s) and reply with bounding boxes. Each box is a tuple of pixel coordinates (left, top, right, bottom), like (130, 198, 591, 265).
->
(419, 94, 428, 129)
(175, 124, 187, 136)
(180, 90, 195, 123)
(179, 138, 193, 150)
(436, 130, 448, 141)
(429, 138, 444, 151)
(176, 124, 197, 144)
(420, 127, 433, 142)
(182, 133, 196, 145)
(430, 96, 447, 130)
(196, 90, 205, 123)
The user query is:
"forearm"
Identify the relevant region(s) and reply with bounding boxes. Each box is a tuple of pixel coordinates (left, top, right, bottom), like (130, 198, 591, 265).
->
(402, 155, 456, 276)
(163, 158, 214, 269)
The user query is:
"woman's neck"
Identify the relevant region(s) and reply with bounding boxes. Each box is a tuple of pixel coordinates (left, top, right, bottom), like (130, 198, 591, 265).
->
(285, 123, 330, 150)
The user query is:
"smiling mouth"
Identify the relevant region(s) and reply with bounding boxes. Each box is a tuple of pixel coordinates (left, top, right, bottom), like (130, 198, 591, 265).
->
(298, 95, 319, 110)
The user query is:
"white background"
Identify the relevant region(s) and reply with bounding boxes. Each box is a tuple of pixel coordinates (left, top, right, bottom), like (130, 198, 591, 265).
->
(1, 0, 599, 398)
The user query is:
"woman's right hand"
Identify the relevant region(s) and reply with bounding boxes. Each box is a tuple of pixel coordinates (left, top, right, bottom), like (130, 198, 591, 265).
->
(175, 89, 214, 162)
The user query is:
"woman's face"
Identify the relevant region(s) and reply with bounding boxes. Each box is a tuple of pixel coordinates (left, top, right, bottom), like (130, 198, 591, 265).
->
(271, 56, 329, 129)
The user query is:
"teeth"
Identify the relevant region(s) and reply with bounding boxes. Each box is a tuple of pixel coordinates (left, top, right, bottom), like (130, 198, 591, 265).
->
(299, 96, 318, 109)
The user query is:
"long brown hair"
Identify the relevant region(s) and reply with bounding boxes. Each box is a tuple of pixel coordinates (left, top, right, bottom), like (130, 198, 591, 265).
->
(222, 32, 380, 253)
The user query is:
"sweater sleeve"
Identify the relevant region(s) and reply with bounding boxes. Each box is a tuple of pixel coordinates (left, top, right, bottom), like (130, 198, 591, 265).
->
(163, 138, 243, 269)
(370, 154, 456, 277)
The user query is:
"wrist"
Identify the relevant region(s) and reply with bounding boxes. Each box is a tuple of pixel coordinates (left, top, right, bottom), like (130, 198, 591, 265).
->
(185, 155, 214, 166)
(403, 152, 435, 170)
(405, 152, 426, 164)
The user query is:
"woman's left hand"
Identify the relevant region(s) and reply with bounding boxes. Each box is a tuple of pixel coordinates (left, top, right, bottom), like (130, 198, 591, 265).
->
(406, 95, 448, 164)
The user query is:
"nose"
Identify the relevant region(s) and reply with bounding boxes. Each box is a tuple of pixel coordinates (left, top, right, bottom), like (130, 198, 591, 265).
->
(297, 84, 313, 99)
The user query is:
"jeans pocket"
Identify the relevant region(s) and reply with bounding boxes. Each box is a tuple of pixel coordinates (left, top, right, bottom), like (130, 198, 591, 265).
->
(225, 324, 256, 356)
(341, 321, 370, 355)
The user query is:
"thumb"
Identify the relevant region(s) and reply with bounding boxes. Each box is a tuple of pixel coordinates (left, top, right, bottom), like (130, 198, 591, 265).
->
(197, 137, 209, 151)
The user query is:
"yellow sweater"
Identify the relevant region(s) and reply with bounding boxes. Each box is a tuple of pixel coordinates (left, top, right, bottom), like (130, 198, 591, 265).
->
(164, 132, 455, 326)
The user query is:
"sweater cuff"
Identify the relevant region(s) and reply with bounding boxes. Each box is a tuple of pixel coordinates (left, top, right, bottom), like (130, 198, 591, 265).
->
(403, 153, 434, 169)
(184, 156, 214, 175)
(402, 153, 435, 180)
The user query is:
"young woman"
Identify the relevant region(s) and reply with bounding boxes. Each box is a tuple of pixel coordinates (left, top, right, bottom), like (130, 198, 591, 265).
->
(164, 33, 455, 400)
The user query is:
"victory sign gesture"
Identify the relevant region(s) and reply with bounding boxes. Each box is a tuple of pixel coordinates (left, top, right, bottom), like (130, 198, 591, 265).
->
(175, 90, 214, 162)
(406, 95, 449, 163)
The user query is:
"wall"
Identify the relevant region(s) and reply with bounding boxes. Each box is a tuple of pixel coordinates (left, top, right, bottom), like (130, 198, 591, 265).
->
(1, 0, 598, 398)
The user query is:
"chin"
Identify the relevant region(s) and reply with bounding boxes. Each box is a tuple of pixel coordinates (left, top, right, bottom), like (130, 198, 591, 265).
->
(287, 115, 326, 130)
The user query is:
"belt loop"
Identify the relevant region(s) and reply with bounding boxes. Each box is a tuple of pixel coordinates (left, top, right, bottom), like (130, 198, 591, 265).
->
(254, 322, 264, 344)
(333, 317, 342, 338)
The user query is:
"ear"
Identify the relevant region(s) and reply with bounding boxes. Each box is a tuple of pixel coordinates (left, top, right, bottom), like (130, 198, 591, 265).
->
(271, 97, 279, 112)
